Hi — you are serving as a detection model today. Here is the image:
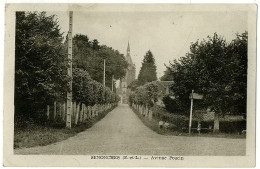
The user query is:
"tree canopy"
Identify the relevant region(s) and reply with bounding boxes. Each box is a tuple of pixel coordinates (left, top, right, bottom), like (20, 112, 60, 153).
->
(68, 34, 128, 90)
(15, 12, 123, 123)
(163, 32, 248, 116)
(137, 50, 157, 85)
(15, 12, 69, 120)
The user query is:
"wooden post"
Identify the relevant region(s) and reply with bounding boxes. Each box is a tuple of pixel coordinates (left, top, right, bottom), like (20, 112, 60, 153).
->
(75, 103, 79, 125)
(66, 11, 73, 129)
(80, 104, 83, 122)
(47, 105, 50, 120)
(62, 102, 66, 121)
(73, 101, 77, 124)
(148, 110, 153, 121)
(53, 101, 57, 120)
(88, 106, 91, 119)
(82, 104, 85, 121)
(189, 90, 194, 135)
(59, 103, 62, 119)
(103, 59, 106, 86)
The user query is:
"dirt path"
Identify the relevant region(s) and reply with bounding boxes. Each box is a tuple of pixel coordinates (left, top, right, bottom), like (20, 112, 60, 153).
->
(15, 104, 245, 155)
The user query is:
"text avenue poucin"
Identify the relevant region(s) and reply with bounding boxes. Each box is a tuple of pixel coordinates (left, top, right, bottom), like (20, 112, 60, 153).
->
(151, 156, 184, 160)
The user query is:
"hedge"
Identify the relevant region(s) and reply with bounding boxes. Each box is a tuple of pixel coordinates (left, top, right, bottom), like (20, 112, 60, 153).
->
(73, 68, 120, 106)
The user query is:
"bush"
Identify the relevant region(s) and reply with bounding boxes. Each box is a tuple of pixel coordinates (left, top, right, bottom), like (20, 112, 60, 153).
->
(219, 120, 246, 133)
(151, 105, 189, 131)
(129, 81, 159, 108)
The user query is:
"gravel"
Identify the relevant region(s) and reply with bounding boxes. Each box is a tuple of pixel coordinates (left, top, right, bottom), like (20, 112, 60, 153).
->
(15, 104, 245, 155)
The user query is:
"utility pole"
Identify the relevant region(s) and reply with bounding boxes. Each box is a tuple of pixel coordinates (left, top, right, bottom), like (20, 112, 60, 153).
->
(112, 75, 114, 92)
(66, 11, 73, 129)
(103, 59, 106, 86)
(189, 90, 194, 135)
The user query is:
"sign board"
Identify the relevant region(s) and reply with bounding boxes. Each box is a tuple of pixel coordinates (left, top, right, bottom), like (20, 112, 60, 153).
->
(189, 93, 203, 100)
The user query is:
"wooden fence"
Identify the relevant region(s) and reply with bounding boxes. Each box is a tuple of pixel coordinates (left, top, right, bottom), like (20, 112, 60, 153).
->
(46, 101, 117, 126)
(131, 103, 153, 121)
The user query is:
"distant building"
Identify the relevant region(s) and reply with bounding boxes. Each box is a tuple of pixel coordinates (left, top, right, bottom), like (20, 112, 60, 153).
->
(117, 41, 136, 104)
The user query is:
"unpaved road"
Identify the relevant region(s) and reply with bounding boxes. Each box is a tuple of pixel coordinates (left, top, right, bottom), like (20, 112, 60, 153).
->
(15, 104, 245, 155)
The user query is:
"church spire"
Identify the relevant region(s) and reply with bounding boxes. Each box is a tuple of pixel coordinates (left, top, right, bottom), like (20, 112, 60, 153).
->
(127, 41, 130, 53)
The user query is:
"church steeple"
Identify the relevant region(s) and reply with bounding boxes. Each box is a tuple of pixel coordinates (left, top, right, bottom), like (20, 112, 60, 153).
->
(126, 41, 132, 64)
(127, 41, 130, 55)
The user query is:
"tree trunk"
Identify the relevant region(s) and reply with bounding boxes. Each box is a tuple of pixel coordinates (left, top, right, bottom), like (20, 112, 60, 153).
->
(213, 112, 220, 133)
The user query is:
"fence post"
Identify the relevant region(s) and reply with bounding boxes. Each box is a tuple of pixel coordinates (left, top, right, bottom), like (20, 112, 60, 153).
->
(47, 105, 50, 120)
(58, 103, 62, 119)
(83, 103, 85, 121)
(62, 102, 66, 122)
(75, 102, 79, 125)
(148, 110, 153, 121)
(80, 103, 83, 122)
(74, 102, 77, 124)
(83, 104, 85, 121)
(88, 106, 91, 119)
(54, 101, 57, 120)
(146, 105, 149, 117)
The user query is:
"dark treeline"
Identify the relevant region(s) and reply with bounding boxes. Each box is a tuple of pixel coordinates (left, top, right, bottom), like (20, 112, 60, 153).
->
(15, 12, 126, 124)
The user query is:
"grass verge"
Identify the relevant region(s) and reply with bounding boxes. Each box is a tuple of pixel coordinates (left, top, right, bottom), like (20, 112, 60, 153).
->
(131, 106, 246, 139)
(14, 105, 117, 149)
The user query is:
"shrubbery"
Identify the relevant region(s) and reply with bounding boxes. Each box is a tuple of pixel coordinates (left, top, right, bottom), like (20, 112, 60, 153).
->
(151, 105, 246, 133)
(129, 81, 159, 108)
(72, 68, 120, 106)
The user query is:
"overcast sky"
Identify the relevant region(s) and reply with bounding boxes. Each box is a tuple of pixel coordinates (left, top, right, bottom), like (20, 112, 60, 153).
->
(48, 10, 247, 79)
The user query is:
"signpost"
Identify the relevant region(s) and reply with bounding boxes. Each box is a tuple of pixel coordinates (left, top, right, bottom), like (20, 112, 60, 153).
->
(189, 90, 203, 135)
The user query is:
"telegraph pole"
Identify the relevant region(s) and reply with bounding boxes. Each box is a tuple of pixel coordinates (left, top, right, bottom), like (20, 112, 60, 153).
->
(103, 59, 106, 86)
(112, 75, 114, 92)
(66, 11, 73, 129)
(189, 90, 194, 135)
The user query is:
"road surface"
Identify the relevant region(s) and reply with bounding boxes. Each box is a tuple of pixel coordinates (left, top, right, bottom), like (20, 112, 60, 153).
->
(15, 104, 245, 155)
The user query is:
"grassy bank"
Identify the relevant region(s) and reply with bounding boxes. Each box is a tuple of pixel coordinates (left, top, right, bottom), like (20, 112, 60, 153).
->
(131, 106, 246, 139)
(14, 105, 117, 149)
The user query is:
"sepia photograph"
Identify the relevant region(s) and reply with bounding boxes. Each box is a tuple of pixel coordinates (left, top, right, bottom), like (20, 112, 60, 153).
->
(3, 3, 256, 167)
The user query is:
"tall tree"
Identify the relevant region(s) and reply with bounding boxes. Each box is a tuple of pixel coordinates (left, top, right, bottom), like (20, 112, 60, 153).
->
(138, 50, 157, 85)
(160, 66, 173, 81)
(167, 32, 248, 133)
(68, 34, 128, 89)
(15, 12, 69, 121)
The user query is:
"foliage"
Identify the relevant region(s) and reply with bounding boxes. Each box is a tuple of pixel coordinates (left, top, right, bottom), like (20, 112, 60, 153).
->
(73, 68, 120, 106)
(151, 105, 189, 129)
(138, 50, 157, 85)
(164, 32, 248, 116)
(129, 82, 159, 108)
(160, 66, 173, 81)
(162, 95, 185, 114)
(15, 12, 121, 125)
(127, 79, 141, 91)
(15, 12, 69, 121)
(67, 34, 128, 89)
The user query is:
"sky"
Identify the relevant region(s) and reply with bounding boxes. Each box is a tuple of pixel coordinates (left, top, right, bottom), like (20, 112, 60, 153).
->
(48, 10, 247, 79)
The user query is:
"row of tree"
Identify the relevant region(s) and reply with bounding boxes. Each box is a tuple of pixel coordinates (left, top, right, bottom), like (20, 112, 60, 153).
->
(70, 34, 128, 88)
(15, 12, 124, 123)
(73, 68, 120, 106)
